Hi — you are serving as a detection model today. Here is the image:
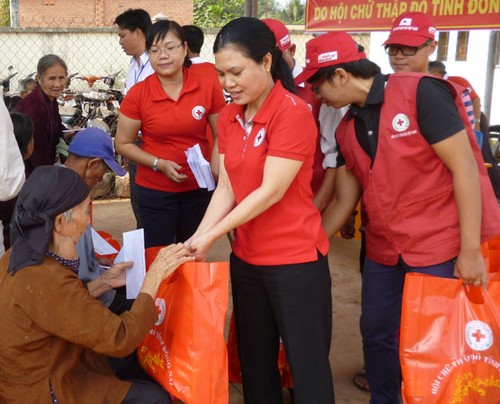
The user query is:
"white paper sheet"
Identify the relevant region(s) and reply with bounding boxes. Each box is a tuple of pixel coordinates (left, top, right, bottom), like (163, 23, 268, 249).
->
(113, 228, 146, 299)
(90, 227, 119, 255)
(185, 143, 215, 191)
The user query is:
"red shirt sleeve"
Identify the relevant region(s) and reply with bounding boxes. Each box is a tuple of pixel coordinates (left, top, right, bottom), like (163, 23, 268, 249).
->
(448, 76, 479, 100)
(267, 100, 316, 162)
(209, 80, 226, 115)
(119, 81, 144, 121)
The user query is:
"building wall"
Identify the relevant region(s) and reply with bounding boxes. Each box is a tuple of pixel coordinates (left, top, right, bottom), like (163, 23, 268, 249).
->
(17, 0, 193, 28)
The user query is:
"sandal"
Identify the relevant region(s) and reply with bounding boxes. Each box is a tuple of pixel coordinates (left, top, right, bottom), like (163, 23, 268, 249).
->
(353, 371, 370, 393)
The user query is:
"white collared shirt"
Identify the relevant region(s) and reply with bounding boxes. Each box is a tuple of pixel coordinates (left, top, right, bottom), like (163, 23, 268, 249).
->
(291, 60, 345, 169)
(123, 52, 155, 94)
(0, 96, 25, 256)
(292, 61, 304, 87)
(190, 56, 207, 64)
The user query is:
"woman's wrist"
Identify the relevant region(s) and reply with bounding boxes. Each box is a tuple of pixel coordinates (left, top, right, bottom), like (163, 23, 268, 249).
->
(152, 157, 160, 171)
(141, 271, 162, 298)
(87, 274, 112, 298)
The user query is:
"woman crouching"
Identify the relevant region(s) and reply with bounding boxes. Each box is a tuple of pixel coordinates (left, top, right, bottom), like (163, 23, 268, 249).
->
(0, 165, 193, 403)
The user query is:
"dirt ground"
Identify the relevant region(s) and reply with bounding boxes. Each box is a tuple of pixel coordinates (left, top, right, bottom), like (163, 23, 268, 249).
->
(93, 198, 369, 404)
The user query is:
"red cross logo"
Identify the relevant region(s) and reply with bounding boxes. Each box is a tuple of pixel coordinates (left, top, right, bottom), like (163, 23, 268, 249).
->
(392, 113, 409, 132)
(192, 106, 206, 120)
(253, 128, 266, 147)
(472, 329, 486, 343)
(465, 320, 493, 351)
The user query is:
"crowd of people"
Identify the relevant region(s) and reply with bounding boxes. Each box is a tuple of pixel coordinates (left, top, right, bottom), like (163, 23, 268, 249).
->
(0, 8, 499, 404)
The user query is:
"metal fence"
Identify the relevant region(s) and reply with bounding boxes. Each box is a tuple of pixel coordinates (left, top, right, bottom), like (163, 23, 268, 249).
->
(0, 26, 370, 94)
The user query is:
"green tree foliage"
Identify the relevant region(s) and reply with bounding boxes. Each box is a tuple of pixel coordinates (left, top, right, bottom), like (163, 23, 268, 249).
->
(280, 0, 305, 24)
(0, 0, 10, 26)
(258, 0, 281, 19)
(193, 0, 305, 28)
(193, 0, 245, 28)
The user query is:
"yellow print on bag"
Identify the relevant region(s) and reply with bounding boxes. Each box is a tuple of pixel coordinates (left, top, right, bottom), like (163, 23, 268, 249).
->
(450, 373, 500, 404)
(138, 345, 166, 374)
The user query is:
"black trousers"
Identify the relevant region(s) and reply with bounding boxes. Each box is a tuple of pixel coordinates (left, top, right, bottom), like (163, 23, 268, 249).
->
(137, 185, 212, 248)
(230, 252, 335, 404)
(122, 379, 172, 404)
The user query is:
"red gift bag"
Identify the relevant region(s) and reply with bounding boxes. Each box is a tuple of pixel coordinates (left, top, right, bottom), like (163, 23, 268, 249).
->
(138, 247, 230, 404)
(400, 273, 500, 403)
(227, 312, 294, 388)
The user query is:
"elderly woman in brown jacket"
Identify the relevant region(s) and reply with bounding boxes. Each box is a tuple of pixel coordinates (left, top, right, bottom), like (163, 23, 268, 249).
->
(0, 165, 193, 403)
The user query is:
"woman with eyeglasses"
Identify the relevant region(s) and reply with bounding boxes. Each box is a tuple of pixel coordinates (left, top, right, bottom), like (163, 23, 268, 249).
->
(186, 17, 334, 404)
(116, 20, 225, 247)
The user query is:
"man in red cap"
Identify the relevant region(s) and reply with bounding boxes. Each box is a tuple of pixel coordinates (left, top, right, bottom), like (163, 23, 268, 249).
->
(296, 31, 500, 403)
(385, 13, 500, 196)
(383, 12, 481, 131)
(383, 12, 437, 74)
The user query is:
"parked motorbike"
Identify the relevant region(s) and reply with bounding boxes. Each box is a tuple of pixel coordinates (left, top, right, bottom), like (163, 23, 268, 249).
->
(58, 71, 122, 136)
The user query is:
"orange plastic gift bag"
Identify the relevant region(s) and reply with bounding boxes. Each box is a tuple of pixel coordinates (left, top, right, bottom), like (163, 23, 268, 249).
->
(481, 235, 500, 273)
(138, 247, 230, 404)
(227, 312, 294, 388)
(400, 273, 500, 403)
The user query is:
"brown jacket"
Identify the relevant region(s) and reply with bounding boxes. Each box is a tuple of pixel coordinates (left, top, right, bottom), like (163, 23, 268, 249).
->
(0, 251, 157, 403)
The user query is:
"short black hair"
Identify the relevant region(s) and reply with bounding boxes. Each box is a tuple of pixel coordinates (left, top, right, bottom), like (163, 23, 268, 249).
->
(10, 112, 33, 156)
(20, 77, 37, 92)
(428, 60, 447, 76)
(182, 25, 204, 54)
(114, 9, 152, 35)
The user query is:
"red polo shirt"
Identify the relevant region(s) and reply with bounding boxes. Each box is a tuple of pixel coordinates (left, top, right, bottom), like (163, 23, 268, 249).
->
(120, 68, 226, 192)
(189, 61, 220, 83)
(188, 62, 225, 149)
(218, 81, 329, 265)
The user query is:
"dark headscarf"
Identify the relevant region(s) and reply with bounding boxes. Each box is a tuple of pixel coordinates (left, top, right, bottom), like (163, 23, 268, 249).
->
(8, 165, 89, 274)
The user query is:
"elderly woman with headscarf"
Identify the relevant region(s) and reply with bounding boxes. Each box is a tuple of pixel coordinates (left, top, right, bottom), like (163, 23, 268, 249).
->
(0, 165, 192, 403)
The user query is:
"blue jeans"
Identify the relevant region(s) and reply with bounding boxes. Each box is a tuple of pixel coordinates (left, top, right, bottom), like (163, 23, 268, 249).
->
(361, 257, 455, 404)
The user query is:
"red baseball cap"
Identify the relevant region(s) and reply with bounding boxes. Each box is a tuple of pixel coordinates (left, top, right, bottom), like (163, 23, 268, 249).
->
(384, 12, 437, 47)
(262, 18, 291, 52)
(294, 32, 366, 85)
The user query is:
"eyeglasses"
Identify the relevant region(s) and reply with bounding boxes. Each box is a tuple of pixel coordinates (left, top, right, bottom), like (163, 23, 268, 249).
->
(384, 40, 432, 56)
(149, 43, 183, 57)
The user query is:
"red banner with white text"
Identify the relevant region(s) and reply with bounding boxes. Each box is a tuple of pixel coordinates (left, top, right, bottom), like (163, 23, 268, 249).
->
(305, 0, 500, 32)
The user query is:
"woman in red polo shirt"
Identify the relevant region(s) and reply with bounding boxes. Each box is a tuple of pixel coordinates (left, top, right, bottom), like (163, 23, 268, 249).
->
(116, 20, 225, 247)
(186, 17, 335, 404)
